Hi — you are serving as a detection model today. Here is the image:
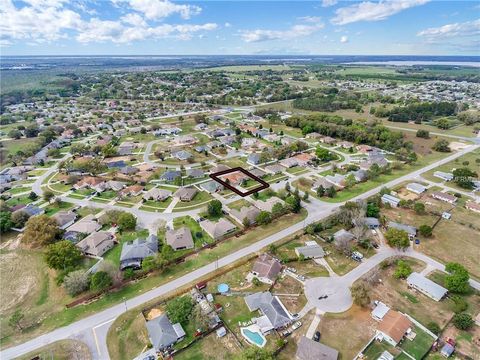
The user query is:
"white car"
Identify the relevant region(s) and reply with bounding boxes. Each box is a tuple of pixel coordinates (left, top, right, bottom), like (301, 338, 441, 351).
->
(292, 321, 302, 330)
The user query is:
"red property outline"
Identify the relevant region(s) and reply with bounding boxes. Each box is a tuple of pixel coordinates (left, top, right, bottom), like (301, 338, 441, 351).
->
(209, 167, 269, 197)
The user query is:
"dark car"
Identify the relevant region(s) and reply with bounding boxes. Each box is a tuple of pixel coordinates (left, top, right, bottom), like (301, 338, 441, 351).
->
(313, 331, 321, 342)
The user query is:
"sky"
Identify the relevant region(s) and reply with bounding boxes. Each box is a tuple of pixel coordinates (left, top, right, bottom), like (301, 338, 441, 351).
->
(0, 0, 479, 56)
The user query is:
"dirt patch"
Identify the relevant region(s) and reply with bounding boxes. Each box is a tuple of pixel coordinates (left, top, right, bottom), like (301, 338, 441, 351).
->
(0, 251, 38, 313)
(273, 276, 305, 314)
(397, 187, 420, 201)
(449, 141, 470, 151)
(145, 308, 163, 320)
(0, 232, 21, 250)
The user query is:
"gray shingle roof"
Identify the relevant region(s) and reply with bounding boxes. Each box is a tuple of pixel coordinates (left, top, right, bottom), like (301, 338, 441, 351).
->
(244, 292, 291, 329)
(146, 314, 185, 351)
(296, 336, 338, 360)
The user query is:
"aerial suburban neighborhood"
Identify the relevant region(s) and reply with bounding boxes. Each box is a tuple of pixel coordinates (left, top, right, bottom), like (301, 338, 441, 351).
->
(1, 1, 480, 360)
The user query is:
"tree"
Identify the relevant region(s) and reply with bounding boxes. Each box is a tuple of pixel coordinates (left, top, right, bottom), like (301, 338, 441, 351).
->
(316, 185, 325, 197)
(315, 147, 334, 161)
(452, 167, 477, 189)
(0, 211, 13, 233)
(242, 217, 251, 228)
(303, 192, 309, 201)
(161, 244, 174, 261)
(8, 309, 24, 331)
(285, 195, 301, 213)
(394, 260, 412, 279)
(166, 296, 194, 324)
(207, 199, 223, 218)
(416, 129, 430, 138)
(450, 295, 468, 313)
(44, 240, 83, 270)
(28, 191, 38, 201)
(43, 190, 55, 202)
(427, 322, 441, 335)
(23, 215, 62, 248)
(452, 313, 474, 330)
(414, 202, 425, 214)
(117, 212, 136, 232)
(63, 270, 89, 296)
(419, 224, 432, 237)
(432, 139, 451, 152)
(326, 186, 337, 198)
(8, 129, 22, 139)
(385, 228, 410, 249)
(366, 202, 380, 218)
(445, 262, 470, 293)
(271, 203, 284, 217)
(11, 210, 30, 228)
(351, 281, 371, 307)
(89, 271, 112, 291)
(256, 211, 272, 225)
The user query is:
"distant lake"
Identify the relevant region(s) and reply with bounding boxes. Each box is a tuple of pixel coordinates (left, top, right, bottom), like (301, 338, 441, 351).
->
(344, 61, 480, 67)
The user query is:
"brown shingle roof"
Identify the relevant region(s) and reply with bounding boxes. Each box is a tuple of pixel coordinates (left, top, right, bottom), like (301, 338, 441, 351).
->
(377, 310, 411, 344)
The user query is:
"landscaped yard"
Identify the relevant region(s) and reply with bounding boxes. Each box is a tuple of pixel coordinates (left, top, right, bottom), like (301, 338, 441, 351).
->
(173, 191, 213, 210)
(43, 200, 74, 216)
(400, 325, 435, 359)
(173, 216, 214, 246)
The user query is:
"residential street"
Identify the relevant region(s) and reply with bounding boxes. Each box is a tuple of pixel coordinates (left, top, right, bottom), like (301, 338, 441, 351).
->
(1, 144, 478, 360)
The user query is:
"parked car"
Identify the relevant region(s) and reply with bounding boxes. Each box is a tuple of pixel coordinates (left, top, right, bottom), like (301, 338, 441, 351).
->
(313, 331, 321, 342)
(292, 321, 302, 330)
(415, 239, 420, 245)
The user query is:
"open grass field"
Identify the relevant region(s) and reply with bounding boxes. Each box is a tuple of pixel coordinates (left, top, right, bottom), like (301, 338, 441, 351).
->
(16, 339, 92, 360)
(0, 138, 39, 165)
(422, 149, 480, 185)
(106, 311, 149, 360)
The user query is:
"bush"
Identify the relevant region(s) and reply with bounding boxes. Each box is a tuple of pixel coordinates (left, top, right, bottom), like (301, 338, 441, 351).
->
(351, 281, 370, 307)
(452, 312, 474, 330)
(450, 295, 468, 313)
(445, 262, 470, 293)
(90, 271, 112, 291)
(63, 270, 89, 296)
(426, 321, 441, 335)
(419, 224, 433, 237)
(394, 260, 412, 279)
(117, 212, 136, 232)
(166, 296, 194, 324)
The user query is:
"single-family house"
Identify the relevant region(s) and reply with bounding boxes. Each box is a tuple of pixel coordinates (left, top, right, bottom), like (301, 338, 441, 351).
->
(280, 157, 298, 168)
(351, 169, 368, 182)
(325, 174, 346, 188)
(199, 218, 236, 240)
(466, 201, 480, 213)
(333, 229, 355, 245)
(200, 180, 224, 193)
(407, 272, 448, 301)
(166, 227, 194, 251)
(174, 187, 198, 201)
(381, 194, 401, 207)
(433, 171, 453, 182)
(244, 292, 292, 332)
(120, 234, 158, 270)
(431, 191, 457, 204)
(106, 180, 126, 191)
(171, 150, 193, 161)
(119, 185, 144, 197)
(388, 221, 417, 239)
(160, 170, 181, 182)
(66, 214, 101, 234)
(174, 135, 197, 146)
(305, 132, 322, 139)
(76, 231, 116, 257)
(252, 197, 285, 212)
(295, 241, 325, 259)
(264, 164, 285, 174)
(53, 211, 77, 230)
(146, 314, 186, 352)
(251, 254, 282, 284)
(186, 169, 204, 179)
(376, 310, 412, 346)
(247, 153, 262, 165)
(295, 336, 338, 360)
(143, 188, 172, 202)
(229, 205, 261, 225)
(312, 177, 335, 191)
(20, 204, 44, 217)
(406, 183, 427, 194)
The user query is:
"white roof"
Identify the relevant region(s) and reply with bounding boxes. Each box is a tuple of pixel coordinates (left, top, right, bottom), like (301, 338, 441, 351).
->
(371, 302, 390, 320)
(407, 272, 448, 300)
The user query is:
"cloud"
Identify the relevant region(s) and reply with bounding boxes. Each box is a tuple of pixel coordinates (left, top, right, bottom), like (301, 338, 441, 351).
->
(417, 19, 480, 40)
(127, 0, 201, 20)
(224, 22, 232, 28)
(0, 0, 82, 43)
(0, 0, 216, 45)
(340, 35, 348, 43)
(331, 0, 429, 25)
(321, 0, 338, 7)
(297, 16, 322, 23)
(241, 21, 324, 43)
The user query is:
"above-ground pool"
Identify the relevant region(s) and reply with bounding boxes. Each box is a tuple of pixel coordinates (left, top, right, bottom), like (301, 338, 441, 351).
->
(241, 326, 267, 348)
(217, 283, 230, 293)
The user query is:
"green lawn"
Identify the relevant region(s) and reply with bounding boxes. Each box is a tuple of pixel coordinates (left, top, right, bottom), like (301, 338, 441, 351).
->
(173, 216, 214, 245)
(173, 191, 213, 210)
(43, 201, 74, 216)
(400, 326, 435, 359)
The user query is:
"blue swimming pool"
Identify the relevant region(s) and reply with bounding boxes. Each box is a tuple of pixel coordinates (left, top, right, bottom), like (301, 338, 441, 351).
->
(217, 283, 229, 293)
(241, 328, 266, 347)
